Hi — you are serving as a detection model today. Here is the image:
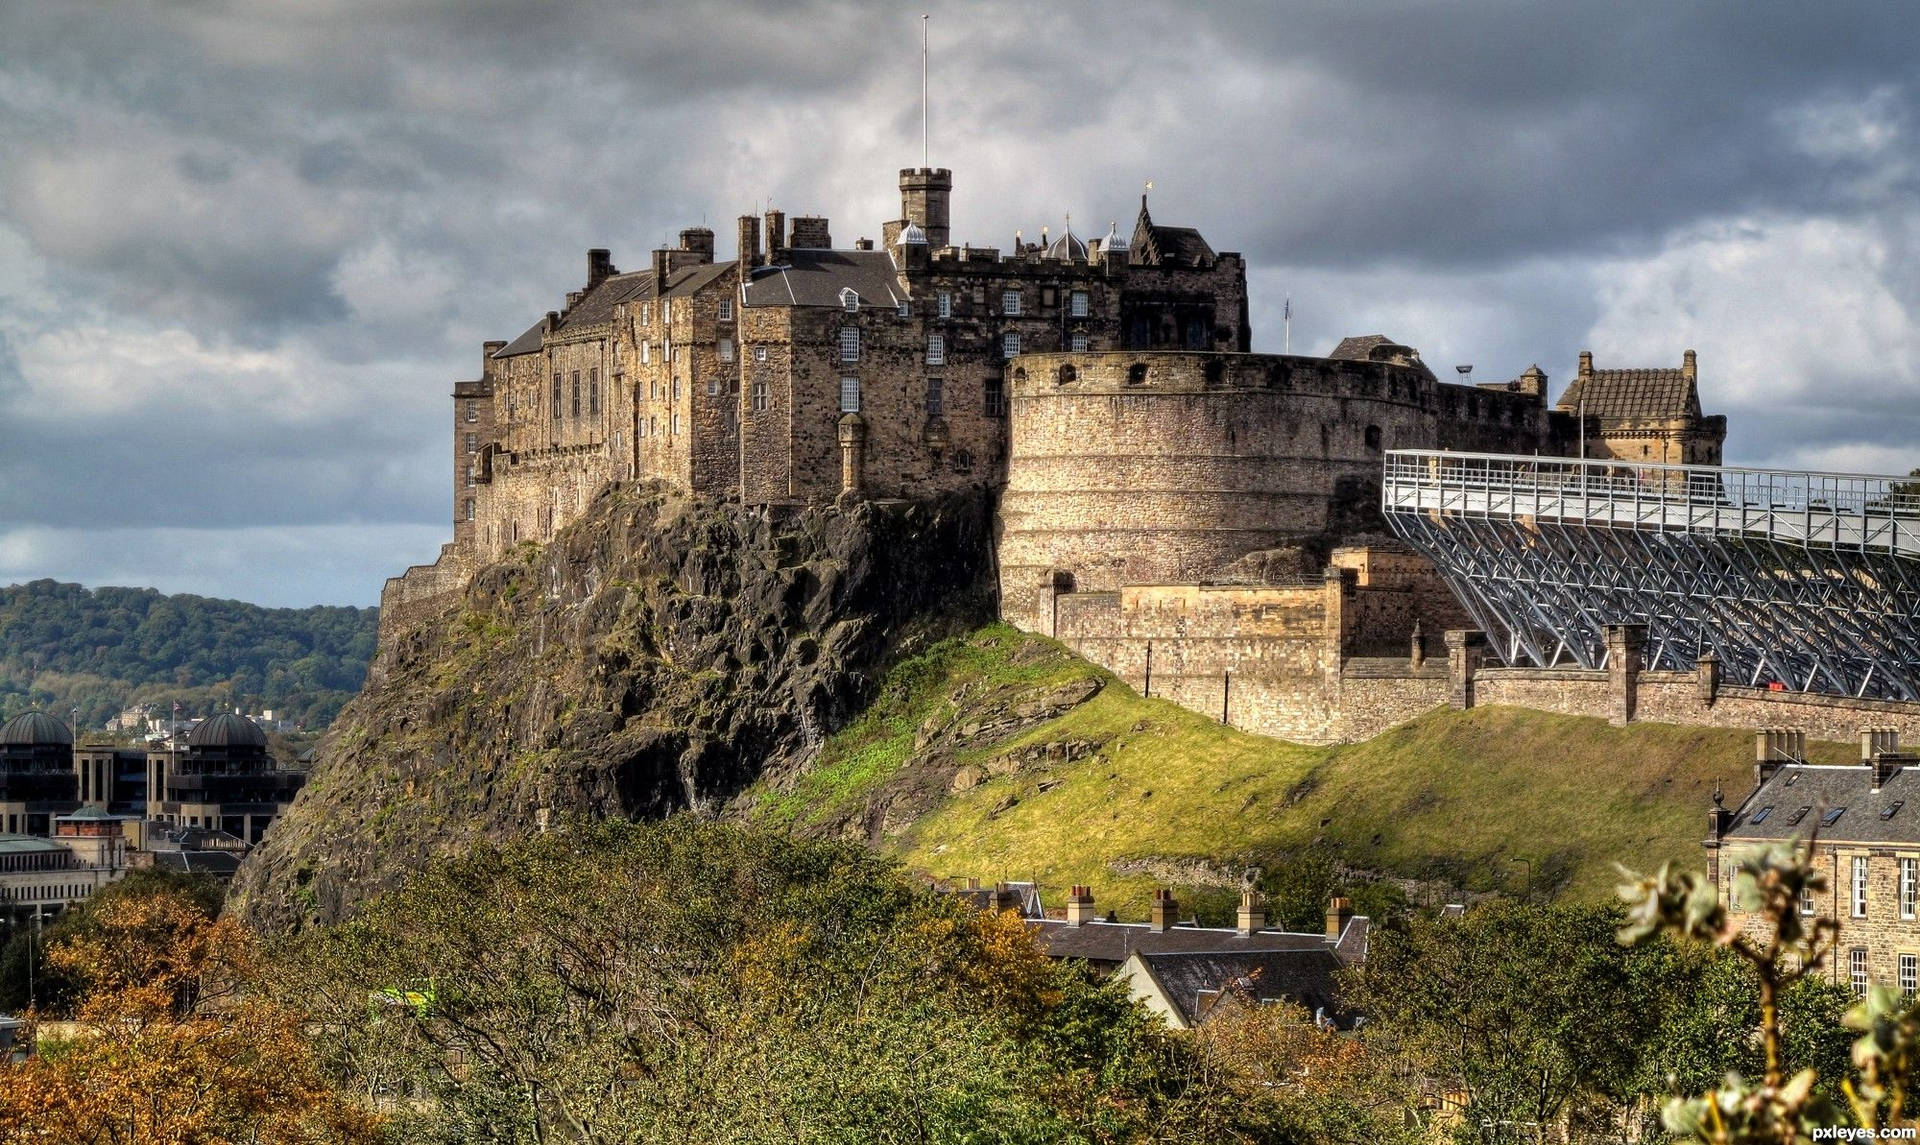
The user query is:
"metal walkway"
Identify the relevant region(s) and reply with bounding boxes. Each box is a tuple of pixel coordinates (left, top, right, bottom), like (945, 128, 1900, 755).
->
(1382, 450, 1920, 701)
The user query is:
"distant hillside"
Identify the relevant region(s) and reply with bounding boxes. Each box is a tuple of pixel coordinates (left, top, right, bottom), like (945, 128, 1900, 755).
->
(744, 625, 1853, 923)
(0, 580, 378, 732)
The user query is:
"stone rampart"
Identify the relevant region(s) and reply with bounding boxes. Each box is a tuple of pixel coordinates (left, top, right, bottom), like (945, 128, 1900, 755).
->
(376, 544, 475, 658)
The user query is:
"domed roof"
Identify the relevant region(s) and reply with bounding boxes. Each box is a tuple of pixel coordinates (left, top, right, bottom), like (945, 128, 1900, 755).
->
(0, 711, 72, 747)
(898, 221, 928, 246)
(1046, 225, 1088, 262)
(187, 712, 268, 749)
(1099, 221, 1129, 256)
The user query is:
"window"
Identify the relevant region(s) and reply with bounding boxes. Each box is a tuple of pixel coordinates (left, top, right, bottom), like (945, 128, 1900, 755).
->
(641, 302, 652, 324)
(984, 376, 1005, 417)
(718, 338, 734, 362)
(1904, 954, 1918, 999)
(841, 288, 859, 312)
(553, 372, 563, 412)
(1801, 880, 1816, 915)
(927, 335, 945, 365)
(897, 300, 910, 318)
(463, 498, 475, 522)
(1365, 425, 1384, 451)
(1069, 332, 1089, 352)
(571, 372, 581, 419)
(937, 291, 952, 318)
(1002, 289, 1022, 316)
(1856, 855, 1871, 917)
(1003, 332, 1021, 358)
(1825, 808, 1848, 827)
(465, 433, 477, 454)
(465, 467, 475, 487)
(589, 369, 600, 416)
(672, 378, 680, 401)
(1070, 290, 1089, 317)
(840, 327, 860, 362)
(464, 399, 477, 423)
(1903, 858, 1916, 919)
(641, 341, 651, 365)
(718, 298, 734, 322)
(1852, 948, 1870, 996)
(752, 381, 769, 411)
(672, 413, 681, 435)
(840, 376, 861, 413)
(706, 375, 719, 396)
(755, 346, 768, 362)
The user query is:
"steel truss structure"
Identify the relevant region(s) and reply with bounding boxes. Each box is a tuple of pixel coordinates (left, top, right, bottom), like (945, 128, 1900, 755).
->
(1382, 450, 1920, 701)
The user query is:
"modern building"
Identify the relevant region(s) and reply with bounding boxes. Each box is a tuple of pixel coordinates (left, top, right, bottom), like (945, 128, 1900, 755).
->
(146, 713, 305, 843)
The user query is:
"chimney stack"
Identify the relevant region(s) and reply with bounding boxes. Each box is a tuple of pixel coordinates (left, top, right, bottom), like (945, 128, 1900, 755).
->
(1065, 885, 1096, 926)
(678, 227, 715, 264)
(764, 210, 787, 265)
(788, 215, 832, 250)
(1236, 890, 1267, 936)
(1149, 888, 1178, 933)
(1325, 896, 1354, 940)
(736, 215, 762, 269)
(1578, 350, 1594, 378)
(587, 248, 614, 290)
(1683, 348, 1697, 382)
(651, 248, 670, 297)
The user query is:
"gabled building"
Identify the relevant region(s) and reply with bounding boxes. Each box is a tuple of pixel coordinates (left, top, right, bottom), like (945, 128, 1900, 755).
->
(1555, 349, 1726, 466)
(1032, 887, 1368, 1029)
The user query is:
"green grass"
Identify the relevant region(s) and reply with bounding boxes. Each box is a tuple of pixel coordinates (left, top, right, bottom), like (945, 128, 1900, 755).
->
(745, 625, 1853, 922)
(752, 625, 1096, 828)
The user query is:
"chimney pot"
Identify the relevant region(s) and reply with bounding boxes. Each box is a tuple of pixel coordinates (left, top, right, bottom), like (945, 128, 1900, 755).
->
(1065, 884, 1096, 926)
(1149, 888, 1178, 933)
(1325, 896, 1354, 940)
(1236, 890, 1267, 936)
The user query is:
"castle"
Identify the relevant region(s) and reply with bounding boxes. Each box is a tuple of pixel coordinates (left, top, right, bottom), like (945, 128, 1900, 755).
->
(388, 165, 1727, 743)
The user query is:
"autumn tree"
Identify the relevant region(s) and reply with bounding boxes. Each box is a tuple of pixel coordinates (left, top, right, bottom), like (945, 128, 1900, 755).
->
(0, 882, 381, 1145)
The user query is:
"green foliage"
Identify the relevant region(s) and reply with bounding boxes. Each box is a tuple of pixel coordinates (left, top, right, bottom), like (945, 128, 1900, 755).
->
(0, 578, 377, 729)
(271, 819, 1265, 1143)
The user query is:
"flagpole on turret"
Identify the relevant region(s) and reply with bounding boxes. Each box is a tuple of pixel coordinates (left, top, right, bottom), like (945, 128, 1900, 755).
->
(1284, 296, 1292, 355)
(922, 14, 930, 168)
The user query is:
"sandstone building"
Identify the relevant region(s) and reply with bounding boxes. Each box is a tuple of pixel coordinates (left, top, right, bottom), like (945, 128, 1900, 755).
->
(389, 164, 1728, 744)
(1709, 729, 1920, 998)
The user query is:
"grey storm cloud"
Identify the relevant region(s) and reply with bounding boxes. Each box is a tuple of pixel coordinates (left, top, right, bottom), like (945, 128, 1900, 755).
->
(0, 0, 1917, 606)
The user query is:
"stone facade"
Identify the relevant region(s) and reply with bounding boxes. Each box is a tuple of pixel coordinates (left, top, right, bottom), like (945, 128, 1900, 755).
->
(1710, 739, 1920, 997)
(1555, 349, 1726, 466)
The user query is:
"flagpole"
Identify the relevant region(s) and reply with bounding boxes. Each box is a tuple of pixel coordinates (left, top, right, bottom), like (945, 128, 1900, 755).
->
(922, 15, 929, 168)
(1284, 296, 1291, 355)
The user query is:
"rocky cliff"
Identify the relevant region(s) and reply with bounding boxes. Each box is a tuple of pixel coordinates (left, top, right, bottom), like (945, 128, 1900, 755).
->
(230, 483, 996, 932)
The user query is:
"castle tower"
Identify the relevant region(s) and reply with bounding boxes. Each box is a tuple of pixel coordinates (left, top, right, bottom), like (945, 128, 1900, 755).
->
(898, 167, 951, 249)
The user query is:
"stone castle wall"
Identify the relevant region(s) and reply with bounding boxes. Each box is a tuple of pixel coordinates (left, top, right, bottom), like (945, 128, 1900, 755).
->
(998, 350, 1546, 635)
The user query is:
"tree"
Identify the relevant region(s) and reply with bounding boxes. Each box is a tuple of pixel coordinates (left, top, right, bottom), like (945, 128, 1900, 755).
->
(1350, 900, 1671, 1138)
(1619, 838, 1920, 1141)
(0, 883, 382, 1144)
(271, 818, 1263, 1144)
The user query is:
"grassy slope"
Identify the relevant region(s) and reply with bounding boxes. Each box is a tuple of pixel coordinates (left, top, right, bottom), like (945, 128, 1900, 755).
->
(746, 625, 1851, 922)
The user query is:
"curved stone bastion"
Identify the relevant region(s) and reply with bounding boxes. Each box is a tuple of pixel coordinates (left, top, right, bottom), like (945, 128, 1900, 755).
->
(997, 350, 1547, 635)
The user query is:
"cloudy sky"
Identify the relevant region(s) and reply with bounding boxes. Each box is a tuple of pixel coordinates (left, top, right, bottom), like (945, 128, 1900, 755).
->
(1, 1, 1916, 608)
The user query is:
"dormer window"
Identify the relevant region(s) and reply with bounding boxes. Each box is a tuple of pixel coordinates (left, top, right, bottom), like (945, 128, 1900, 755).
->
(897, 300, 910, 319)
(840, 288, 859, 312)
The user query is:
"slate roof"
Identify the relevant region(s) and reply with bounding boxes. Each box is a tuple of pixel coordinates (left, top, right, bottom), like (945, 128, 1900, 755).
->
(1131, 948, 1349, 1027)
(1032, 917, 1366, 967)
(151, 850, 244, 877)
(1556, 368, 1700, 420)
(742, 249, 908, 309)
(495, 318, 548, 358)
(1723, 763, 1920, 846)
(1127, 197, 1217, 266)
(491, 261, 741, 359)
(1328, 334, 1401, 361)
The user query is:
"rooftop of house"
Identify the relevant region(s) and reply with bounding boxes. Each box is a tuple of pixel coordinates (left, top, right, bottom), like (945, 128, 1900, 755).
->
(1722, 758, 1920, 846)
(1555, 354, 1703, 421)
(1125, 947, 1350, 1028)
(743, 249, 911, 310)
